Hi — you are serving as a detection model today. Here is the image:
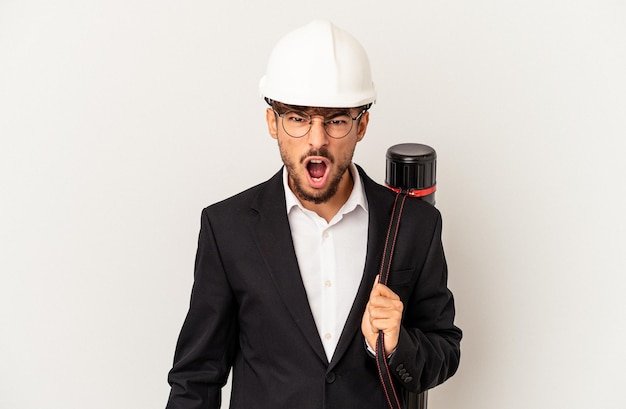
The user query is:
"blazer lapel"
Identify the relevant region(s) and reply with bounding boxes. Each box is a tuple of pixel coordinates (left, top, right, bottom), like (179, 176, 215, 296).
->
(329, 167, 395, 369)
(249, 169, 328, 364)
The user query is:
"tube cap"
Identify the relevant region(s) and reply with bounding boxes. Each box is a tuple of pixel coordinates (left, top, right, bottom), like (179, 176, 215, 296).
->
(385, 143, 437, 203)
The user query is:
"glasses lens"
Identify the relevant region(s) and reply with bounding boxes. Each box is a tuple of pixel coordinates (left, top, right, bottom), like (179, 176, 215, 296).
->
(282, 111, 310, 138)
(324, 113, 353, 138)
(279, 110, 357, 139)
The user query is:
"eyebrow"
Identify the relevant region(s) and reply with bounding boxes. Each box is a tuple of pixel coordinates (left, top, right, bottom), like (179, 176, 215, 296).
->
(283, 104, 351, 116)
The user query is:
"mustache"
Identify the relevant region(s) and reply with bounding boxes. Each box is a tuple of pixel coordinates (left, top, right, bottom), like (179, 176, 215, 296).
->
(300, 148, 334, 164)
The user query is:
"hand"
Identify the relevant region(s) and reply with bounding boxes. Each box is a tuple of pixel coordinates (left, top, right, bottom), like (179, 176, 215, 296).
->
(361, 275, 404, 356)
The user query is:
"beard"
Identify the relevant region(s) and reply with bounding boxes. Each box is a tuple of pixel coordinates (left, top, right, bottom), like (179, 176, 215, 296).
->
(279, 143, 353, 205)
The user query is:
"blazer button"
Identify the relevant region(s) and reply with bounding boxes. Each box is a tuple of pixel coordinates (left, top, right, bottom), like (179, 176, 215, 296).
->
(326, 372, 336, 383)
(404, 376, 413, 383)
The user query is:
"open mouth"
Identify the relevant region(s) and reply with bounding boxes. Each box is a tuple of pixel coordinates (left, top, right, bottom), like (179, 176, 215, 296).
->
(305, 157, 330, 188)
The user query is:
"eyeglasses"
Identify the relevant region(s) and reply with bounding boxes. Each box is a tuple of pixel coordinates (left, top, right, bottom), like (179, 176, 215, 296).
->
(273, 108, 367, 139)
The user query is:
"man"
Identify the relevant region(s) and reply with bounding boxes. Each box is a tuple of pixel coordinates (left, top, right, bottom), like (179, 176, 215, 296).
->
(166, 20, 461, 409)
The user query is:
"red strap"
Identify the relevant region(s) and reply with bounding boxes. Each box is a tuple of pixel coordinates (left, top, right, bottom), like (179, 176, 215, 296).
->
(387, 184, 436, 198)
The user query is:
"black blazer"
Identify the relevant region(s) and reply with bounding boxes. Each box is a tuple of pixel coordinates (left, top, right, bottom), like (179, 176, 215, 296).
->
(167, 166, 461, 409)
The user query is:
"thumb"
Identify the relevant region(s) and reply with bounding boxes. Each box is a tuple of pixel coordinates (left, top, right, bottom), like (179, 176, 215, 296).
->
(370, 274, 381, 295)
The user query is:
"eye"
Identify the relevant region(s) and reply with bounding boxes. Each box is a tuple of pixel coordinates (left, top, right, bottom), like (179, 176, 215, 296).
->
(326, 115, 351, 126)
(284, 112, 309, 124)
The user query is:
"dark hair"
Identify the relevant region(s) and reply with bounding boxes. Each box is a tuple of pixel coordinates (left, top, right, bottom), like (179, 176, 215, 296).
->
(265, 98, 371, 117)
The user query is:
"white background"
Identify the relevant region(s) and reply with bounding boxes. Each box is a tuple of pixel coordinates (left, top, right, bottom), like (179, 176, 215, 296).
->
(1, 1, 625, 408)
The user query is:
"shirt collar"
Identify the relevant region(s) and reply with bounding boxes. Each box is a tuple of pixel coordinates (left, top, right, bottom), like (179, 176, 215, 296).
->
(283, 163, 369, 219)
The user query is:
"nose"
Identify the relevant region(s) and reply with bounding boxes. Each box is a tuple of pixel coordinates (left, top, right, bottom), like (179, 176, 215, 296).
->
(307, 116, 329, 148)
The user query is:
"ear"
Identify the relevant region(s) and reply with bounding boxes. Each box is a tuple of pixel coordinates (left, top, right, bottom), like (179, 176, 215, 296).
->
(356, 111, 369, 142)
(266, 108, 278, 140)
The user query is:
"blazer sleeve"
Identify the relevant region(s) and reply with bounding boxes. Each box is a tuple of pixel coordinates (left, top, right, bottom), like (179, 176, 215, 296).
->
(166, 208, 239, 409)
(387, 210, 462, 393)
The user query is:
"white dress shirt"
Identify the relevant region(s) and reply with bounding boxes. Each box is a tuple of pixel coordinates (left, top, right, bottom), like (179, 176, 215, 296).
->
(283, 164, 369, 361)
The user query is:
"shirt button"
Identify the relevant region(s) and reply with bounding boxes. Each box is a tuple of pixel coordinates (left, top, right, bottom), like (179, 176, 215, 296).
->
(324, 280, 332, 287)
(322, 231, 329, 239)
(324, 333, 332, 340)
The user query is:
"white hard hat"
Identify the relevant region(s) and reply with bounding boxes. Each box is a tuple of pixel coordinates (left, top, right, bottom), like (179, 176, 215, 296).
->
(259, 20, 376, 108)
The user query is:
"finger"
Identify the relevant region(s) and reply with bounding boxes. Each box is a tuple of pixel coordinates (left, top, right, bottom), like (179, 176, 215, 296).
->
(369, 311, 402, 331)
(369, 318, 397, 333)
(362, 307, 376, 334)
(370, 275, 380, 295)
(373, 282, 401, 301)
(368, 291, 403, 309)
(369, 297, 401, 314)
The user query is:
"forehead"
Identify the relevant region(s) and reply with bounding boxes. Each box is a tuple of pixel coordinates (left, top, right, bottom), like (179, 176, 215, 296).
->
(274, 101, 354, 116)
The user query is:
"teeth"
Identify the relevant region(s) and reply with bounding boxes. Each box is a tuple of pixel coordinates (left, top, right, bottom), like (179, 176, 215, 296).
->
(312, 177, 322, 182)
(310, 159, 322, 164)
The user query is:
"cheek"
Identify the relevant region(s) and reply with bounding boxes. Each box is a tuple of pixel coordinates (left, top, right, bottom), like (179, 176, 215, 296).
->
(277, 137, 300, 162)
(280, 134, 308, 149)
(336, 141, 357, 162)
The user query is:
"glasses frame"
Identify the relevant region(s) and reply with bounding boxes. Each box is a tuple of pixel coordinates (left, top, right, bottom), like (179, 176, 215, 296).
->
(272, 108, 368, 139)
